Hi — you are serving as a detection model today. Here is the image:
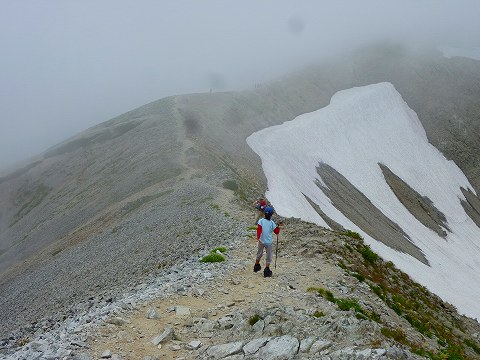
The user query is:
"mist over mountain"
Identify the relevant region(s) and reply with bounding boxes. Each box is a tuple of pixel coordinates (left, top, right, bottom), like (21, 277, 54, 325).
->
(1, 43, 480, 358)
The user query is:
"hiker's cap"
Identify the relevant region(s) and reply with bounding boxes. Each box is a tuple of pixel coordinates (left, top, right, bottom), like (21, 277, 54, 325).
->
(264, 207, 274, 215)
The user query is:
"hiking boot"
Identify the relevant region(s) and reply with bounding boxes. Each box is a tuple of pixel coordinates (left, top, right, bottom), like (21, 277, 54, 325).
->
(263, 267, 272, 277)
(253, 263, 261, 272)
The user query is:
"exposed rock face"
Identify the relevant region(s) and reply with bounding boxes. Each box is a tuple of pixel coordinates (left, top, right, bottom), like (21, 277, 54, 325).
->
(379, 163, 450, 238)
(315, 163, 428, 265)
(460, 187, 480, 228)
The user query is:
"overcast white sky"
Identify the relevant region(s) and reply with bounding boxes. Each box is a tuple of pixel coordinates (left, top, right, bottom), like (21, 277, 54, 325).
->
(1, 0, 479, 171)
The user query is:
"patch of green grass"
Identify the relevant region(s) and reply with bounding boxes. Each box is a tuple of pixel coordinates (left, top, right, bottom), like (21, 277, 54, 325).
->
(11, 184, 50, 226)
(224, 211, 230, 217)
(464, 338, 480, 355)
(211, 247, 227, 253)
(247, 226, 257, 231)
(351, 272, 365, 282)
(341, 230, 363, 240)
(336, 298, 363, 312)
(307, 287, 335, 303)
(313, 310, 325, 318)
(381, 327, 407, 344)
(308, 286, 379, 322)
(210, 203, 220, 211)
(200, 253, 225, 263)
(222, 179, 239, 192)
(359, 245, 379, 264)
(248, 314, 262, 326)
(344, 244, 353, 252)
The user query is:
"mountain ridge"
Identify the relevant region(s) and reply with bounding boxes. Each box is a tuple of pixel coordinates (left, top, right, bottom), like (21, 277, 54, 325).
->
(1, 43, 480, 357)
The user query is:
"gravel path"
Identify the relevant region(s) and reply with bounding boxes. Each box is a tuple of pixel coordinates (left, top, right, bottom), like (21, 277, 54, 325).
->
(0, 176, 249, 348)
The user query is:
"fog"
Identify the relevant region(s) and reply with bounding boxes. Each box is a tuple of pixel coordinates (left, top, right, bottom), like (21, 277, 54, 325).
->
(1, 0, 479, 171)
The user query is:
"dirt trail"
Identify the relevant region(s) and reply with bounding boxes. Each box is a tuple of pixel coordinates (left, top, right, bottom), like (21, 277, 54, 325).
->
(87, 190, 344, 359)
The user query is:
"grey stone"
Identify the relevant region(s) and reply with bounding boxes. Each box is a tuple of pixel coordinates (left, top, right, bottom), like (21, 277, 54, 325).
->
(101, 350, 112, 358)
(151, 327, 174, 346)
(71, 353, 91, 360)
(175, 306, 191, 317)
(252, 319, 265, 333)
(218, 316, 234, 329)
(206, 341, 244, 359)
(243, 337, 271, 355)
(187, 340, 202, 350)
(106, 317, 128, 326)
(30, 339, 49, 352)
(299, 337, 318, 353)
(309, 339, 332, 354)
(145, 308, 160, 320)
(255, 335, 299, 359)
(192, 287, 206, 297)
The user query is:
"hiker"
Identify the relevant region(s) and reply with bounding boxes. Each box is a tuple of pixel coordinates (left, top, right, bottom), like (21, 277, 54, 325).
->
(253, 196, 267, 224)
(254, 207, 280, 277)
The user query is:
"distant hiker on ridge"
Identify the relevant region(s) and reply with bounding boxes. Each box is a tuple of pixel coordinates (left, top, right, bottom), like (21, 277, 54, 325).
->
(254, 207, 280, 277)
(253, 195, 267, 224)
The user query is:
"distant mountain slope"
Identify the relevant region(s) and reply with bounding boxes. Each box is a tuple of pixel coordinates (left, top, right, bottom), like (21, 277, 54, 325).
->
(1, 43, 480, 338)
(0, 97, 184, 274)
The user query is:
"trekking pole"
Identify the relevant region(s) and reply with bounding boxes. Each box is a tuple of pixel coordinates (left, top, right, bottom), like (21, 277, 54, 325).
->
(274, 233, 279, 269)
(274, 220, 286, 269)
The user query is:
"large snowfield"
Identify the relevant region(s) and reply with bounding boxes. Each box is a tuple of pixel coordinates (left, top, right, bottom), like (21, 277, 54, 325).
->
(247, 82, 480, 320)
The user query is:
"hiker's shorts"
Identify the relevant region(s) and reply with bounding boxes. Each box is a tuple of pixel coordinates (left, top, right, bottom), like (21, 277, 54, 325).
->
(256, 241, 273, 264)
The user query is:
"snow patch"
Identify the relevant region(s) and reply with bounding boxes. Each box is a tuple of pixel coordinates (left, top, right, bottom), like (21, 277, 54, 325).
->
(247, 82, 480, 320)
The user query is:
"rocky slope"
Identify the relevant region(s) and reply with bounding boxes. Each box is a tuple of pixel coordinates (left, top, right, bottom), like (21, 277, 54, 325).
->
(3, 189, 480, 359)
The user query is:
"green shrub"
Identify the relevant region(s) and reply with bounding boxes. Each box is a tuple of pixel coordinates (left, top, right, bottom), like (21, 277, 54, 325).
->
(381, 327, 407, 343)
(222, 179, 239, 191)
(352, 273, 365, 282)
(464, 339, 480, 354)
(359, 245, 379, 264)
(200, 253, 225, 263)
(308, 287, 336, 303)
(342, 230, 363, 240)
(336, 298, 363, 313)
